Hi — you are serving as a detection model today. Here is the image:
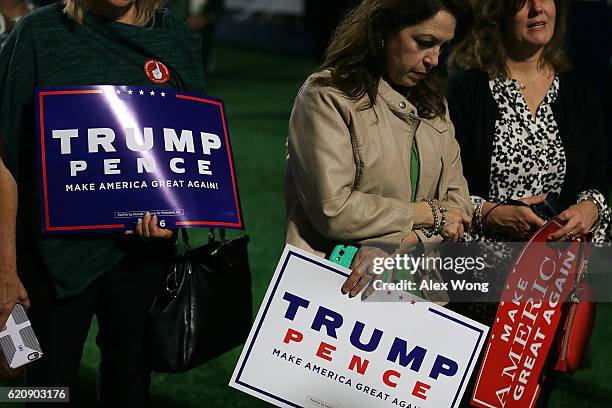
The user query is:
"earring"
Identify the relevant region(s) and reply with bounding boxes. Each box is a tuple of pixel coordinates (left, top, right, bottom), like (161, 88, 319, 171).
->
(380, 39, 385, 48)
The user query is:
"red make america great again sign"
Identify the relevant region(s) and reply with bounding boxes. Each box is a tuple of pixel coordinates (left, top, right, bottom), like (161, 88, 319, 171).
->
(471, 220, 589, 408)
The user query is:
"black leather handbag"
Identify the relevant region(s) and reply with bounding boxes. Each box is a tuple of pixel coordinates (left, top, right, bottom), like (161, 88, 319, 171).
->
(147, 228, 252, 373)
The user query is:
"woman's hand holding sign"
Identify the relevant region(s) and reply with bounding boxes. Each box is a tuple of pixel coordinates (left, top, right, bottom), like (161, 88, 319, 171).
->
(547, 200, 599, 242)
(341, 246, 388, 298)
(125, 211, 174, 240)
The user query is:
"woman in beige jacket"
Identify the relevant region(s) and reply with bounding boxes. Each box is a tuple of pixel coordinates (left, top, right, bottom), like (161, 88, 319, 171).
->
(285, 0, 473, 297)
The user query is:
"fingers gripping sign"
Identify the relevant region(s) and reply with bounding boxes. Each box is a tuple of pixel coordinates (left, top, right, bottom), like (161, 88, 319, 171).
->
(124, 211, 173, 240)
(341, 247, 388, 297)
(548, 200, 599, 242)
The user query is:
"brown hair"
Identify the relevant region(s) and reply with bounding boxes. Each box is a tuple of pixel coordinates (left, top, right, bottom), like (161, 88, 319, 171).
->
(448, 0, 570, 77)
(63, 0, 160, 26)
(312, 0, 473, 120)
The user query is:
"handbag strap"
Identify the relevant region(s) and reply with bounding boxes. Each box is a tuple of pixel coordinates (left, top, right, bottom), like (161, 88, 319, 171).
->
(207, 228, 226, 242)
(569, 236, 592, 303)
(179, 228, 192, 252)
(178, 228, 227, 253)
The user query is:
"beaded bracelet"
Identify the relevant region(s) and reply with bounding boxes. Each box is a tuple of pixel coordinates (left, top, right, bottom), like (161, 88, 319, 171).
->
(422, 197, 440, 238)
(436, 201, 447, 235)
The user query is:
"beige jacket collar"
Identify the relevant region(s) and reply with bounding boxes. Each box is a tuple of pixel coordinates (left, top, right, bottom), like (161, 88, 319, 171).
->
(376, 78, 449, 133)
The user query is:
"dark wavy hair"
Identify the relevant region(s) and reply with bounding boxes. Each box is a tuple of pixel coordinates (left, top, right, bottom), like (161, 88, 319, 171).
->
(448, 0, 570, 77)
(312, 0, 473, 120)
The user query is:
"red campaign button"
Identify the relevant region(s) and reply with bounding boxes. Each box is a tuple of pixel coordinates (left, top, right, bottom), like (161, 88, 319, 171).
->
(144, 59, 170, 84)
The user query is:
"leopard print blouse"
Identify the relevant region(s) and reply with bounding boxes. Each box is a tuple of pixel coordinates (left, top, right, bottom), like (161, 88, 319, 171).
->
(467, 75, 610, 243)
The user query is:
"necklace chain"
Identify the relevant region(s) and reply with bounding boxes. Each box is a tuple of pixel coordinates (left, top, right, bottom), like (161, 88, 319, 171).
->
(513, 68, 552, 90)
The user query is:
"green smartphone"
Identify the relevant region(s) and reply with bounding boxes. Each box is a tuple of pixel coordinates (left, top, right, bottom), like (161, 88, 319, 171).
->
(329, 244, 359, 268)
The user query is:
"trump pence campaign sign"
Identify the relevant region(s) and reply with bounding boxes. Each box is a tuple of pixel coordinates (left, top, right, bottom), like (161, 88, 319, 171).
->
(35, 85, 243, 233)
(230, 245, 489, 408)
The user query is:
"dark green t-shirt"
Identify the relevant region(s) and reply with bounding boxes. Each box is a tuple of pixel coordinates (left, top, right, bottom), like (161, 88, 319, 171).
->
(0, 4, 205, 297)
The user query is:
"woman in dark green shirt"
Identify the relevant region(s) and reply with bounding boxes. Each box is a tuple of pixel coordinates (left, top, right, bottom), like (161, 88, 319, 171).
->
(0, 0, 205, 404)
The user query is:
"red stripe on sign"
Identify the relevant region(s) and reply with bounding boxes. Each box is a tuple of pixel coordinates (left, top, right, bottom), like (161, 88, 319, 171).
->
(39, 92, 50, 231)
(47, 224, 125, 231)
(39, 89, 104, 231)
(175, 93, 243, 228)
(176, 221, 241, 227)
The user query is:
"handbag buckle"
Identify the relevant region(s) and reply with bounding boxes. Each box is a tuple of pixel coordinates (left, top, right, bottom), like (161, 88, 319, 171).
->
(208, 228, 226, 243)
(570, 251, 590, 304)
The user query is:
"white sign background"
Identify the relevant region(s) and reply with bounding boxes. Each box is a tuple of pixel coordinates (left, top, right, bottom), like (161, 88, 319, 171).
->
(230, 245, 488, 408)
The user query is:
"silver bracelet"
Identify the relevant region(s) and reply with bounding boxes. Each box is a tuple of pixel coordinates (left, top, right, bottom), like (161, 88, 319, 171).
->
(422, 198, 440, 238)
(474, 199, 484, 231)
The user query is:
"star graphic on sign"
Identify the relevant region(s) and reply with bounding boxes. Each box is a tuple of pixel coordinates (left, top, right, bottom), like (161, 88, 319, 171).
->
(127, 89, 133, 95)
(150, 90, 155, 96)
(139, 90, 144, 95)
(160, 91, 166, 97)
(410, 300, 416, 305)
(115, 89, 121, 95)
(398, 295, 404, 301)
(386, 291, 392, 296)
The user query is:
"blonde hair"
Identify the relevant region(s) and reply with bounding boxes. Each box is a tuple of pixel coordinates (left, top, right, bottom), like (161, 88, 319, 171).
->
(63, 0, 160, 26)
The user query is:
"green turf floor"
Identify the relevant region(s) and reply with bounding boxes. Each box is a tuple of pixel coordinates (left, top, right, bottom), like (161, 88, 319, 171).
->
(2, 44, 611, 407)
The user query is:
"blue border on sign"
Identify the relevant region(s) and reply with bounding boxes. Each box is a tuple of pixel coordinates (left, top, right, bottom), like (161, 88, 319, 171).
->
(235, 251, 348, 407)
(235, 250, 484, 408)
(427, 308, 485, 408)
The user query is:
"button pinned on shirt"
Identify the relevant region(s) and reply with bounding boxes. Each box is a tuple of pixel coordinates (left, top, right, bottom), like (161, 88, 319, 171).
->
(399, 101, 406, 109)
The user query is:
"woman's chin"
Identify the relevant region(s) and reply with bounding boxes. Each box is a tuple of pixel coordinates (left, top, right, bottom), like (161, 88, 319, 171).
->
(397, 77, 419, 88)
(523, 33, 553, 48)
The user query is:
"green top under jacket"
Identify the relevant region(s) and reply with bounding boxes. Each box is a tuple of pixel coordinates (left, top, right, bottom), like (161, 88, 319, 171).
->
(0, 3, 206, 297)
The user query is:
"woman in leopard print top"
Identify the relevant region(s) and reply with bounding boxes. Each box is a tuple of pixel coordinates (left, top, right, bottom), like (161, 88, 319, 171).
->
(448, 0, 609, 244)
(445, 2, 609, 405)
